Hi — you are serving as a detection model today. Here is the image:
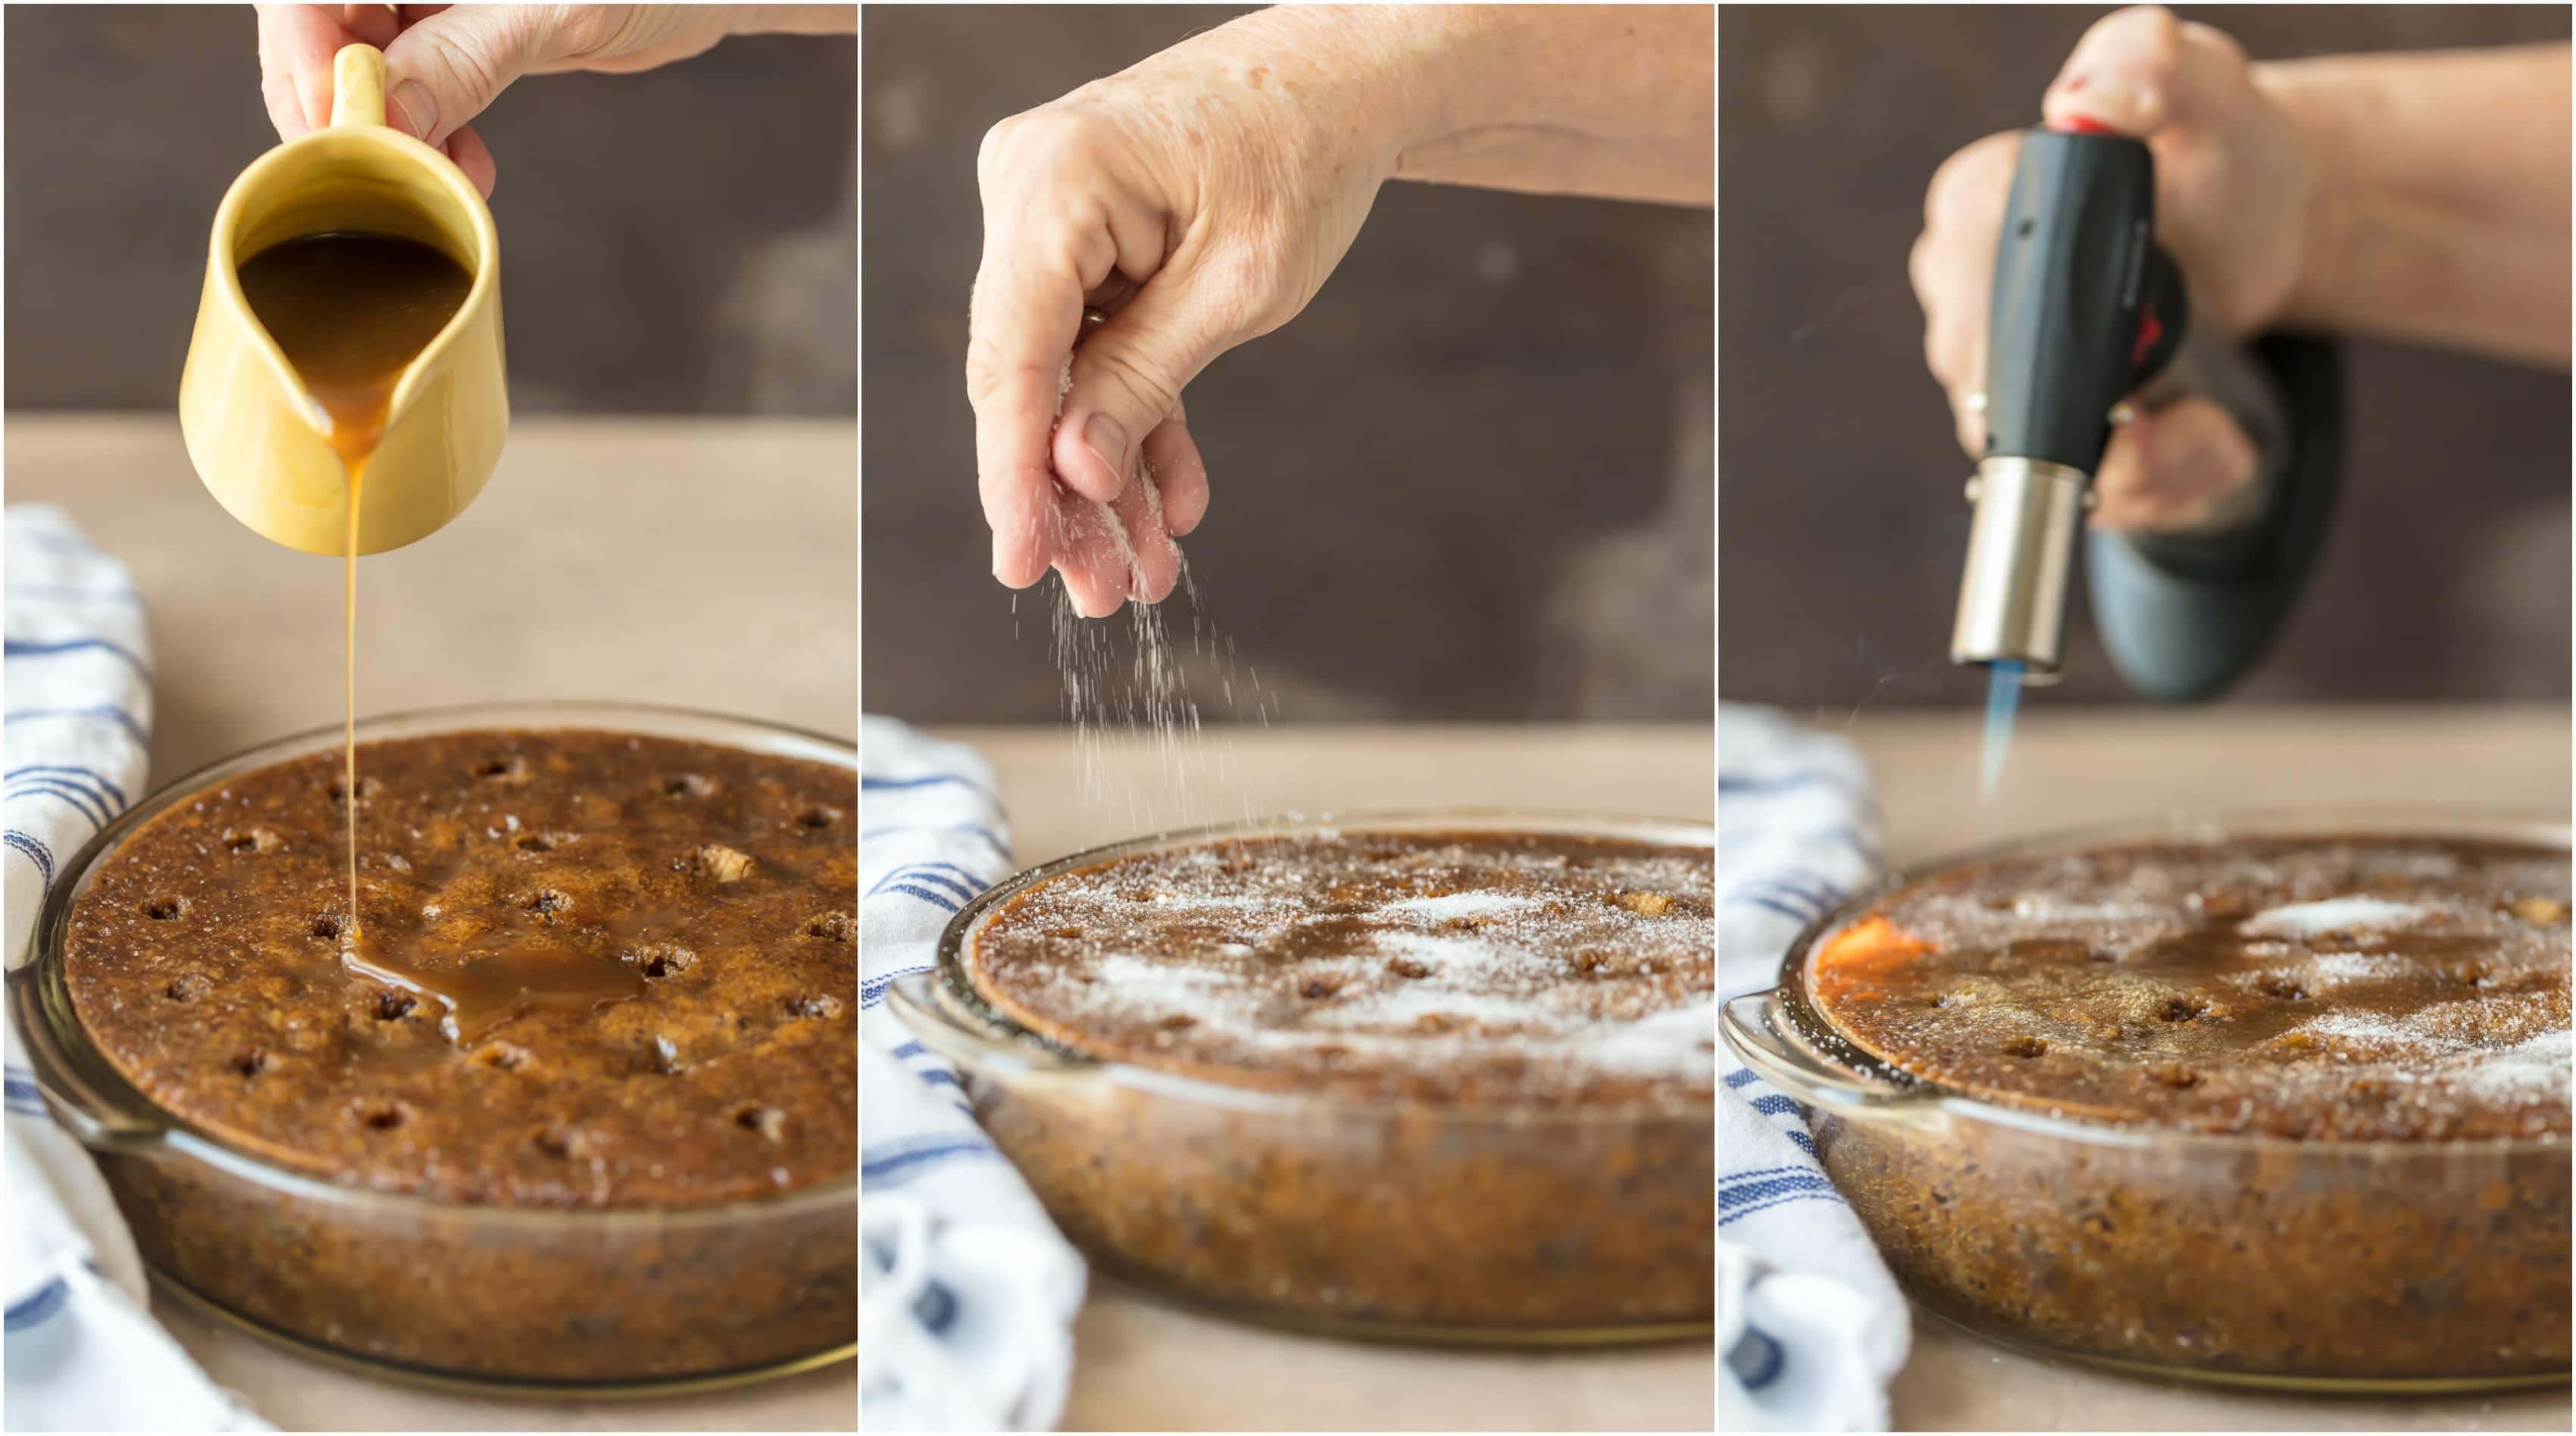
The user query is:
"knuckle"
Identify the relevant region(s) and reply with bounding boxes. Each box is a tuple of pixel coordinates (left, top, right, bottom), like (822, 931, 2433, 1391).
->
(540, 5, 610, 52)
(979, 105, 1106, 185)
(1083, 345, 1181, 420)
(2177, 18, 2248, 73)
(1926, 135, 2017, 228)
(413, 23, 510, 105)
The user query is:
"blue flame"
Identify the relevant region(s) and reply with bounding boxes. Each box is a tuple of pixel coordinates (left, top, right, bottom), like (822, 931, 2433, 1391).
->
(1981, 661, 2022, 799)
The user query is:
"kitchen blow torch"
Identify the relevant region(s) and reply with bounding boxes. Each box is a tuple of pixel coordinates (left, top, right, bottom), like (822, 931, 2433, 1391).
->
(1949, 119, 2340, 702)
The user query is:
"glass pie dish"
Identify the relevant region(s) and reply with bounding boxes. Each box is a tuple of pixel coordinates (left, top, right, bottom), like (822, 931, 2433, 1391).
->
(886, 810, 1717, 1346)
(11, 701, 858, 1395)
(1721, 810, 2571, 1393)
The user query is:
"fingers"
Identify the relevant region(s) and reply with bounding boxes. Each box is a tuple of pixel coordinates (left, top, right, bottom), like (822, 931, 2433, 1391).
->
(1143, 408, 1210, 538)
(1051, 495, 1134, 619)
(444, 121, 497, 198)
(1913, 131, 2019, 457)
(256, 5, 348, 139)
(967, 227, 1089, 588)
(1052, 266, 1231, 507)
(2043, 5, 2251, 137)
(1114, 458, 1183, 604)
(340, 3, 399, 48)
(380, 3, 549, 147)
(2090, 395, 2259, 531)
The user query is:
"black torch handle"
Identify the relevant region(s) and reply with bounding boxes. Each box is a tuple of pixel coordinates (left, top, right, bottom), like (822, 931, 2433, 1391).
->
(1982, 123, 2185, 470)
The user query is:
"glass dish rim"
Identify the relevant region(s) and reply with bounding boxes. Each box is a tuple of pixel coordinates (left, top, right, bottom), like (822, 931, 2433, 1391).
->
(1726, 804, 2572, 1156)
(887, 806, 1719, 1125)
(17, 698, 858, 1229)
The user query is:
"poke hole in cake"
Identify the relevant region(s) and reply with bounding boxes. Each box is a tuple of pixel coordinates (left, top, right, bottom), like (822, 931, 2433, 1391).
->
(61, 728, 859, 1207)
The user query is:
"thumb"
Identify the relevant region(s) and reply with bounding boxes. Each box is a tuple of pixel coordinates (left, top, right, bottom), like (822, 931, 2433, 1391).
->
(2091, 395, 2257, 532)
(1052, 275, 1233, 504)
(2040, 5, 2246, 139)
(380, 6, 556, 148)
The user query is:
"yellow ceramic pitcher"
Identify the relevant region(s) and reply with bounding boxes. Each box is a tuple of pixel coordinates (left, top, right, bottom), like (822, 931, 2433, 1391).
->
(180, 43, 507, 556)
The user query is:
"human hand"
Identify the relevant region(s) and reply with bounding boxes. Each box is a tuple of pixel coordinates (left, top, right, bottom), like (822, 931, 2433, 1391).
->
(968, 10, 1422, 617)
(1909, 5, 2324, 531)
(256, 5, 808, 197)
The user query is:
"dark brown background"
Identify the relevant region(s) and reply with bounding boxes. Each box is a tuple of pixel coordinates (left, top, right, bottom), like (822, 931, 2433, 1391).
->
(1721, 4, 2572, 709)
(862, 5, 1715, 723)
(5, 4, 854, 414)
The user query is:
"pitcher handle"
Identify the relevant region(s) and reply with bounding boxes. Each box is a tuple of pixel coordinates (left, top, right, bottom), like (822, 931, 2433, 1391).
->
(330, 43, 389, 130)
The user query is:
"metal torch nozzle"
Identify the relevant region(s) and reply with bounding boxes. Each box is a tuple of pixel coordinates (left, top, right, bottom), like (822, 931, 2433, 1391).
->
(1949, 456, 2090, 681)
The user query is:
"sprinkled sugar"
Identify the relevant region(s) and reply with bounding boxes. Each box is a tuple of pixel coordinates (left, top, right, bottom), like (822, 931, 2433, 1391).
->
(968, 831, 1716, 1107)
(2242, 897, 2431, 938)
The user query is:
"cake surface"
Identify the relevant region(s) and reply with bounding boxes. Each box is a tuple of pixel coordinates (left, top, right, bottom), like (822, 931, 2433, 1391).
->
(64, 728, 857, 1207)
(1810, 835, 2572, 1140)
(965, 829, 1716, 1107)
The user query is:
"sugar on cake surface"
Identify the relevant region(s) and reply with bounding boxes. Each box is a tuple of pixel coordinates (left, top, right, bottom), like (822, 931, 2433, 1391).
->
(1811, 835, 2572, 1140)
(966, 829, 1717, 1107)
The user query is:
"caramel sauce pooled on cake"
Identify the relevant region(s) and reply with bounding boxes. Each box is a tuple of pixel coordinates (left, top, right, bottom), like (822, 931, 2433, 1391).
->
(63, 729, 857, 1207)
(1812, 835, 2571, 1139)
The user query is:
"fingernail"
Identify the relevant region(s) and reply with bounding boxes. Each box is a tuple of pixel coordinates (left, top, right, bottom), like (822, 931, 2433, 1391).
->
(1080, 414, 1129, 488)
(991, 533, 1009, 580)
(389, 81, 439, 142)
(2056, 73, 2150, 130)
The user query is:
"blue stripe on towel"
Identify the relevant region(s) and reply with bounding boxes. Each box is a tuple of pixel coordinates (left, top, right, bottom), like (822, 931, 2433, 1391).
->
(5, 1070, 48, 1118)
(3, 638, 152, 680)
(5, 1278, 70, 1331)
(861, 1139, 1000, 1181)
(914, 1278, 960, 1335)
(861, 965, 936, 1009)
(1728, 1325, 1787, 1391)
(868, 867, 979, 904)
(908, 860, 993, 890)
(1722, 1165, 1815, 1186)
(4, 782, 108, 828)
(1721, 1172, 1842, 1210)
(1721, 1188, 1847, 1225)
(6, 764, 128, 808)
(6, 706, 149, 747)
(4, 830, 56, 885)
(877, 883, 961, 914)
(1726, 894, 1816, 925)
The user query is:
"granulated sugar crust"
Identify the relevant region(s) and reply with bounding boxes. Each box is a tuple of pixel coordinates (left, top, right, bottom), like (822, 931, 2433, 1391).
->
(1812, 835, 2572, 1140)
(967, 830, 1716, 1107)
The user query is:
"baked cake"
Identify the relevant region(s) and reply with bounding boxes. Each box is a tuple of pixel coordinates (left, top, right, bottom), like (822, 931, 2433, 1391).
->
(943, 826, 1715, 1334)
(1798, 831, 2571, 1382)
(1810, 835, 2571, 1139)
(968, 830, 1716, 1106)
(56, 727, 856, 1380)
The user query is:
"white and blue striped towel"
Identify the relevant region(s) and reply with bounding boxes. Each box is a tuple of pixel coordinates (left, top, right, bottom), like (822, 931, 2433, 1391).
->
(2, 506, 267, 1431)
(859, 716, 1083, 1432)
(1718, 704, 1909, 1433)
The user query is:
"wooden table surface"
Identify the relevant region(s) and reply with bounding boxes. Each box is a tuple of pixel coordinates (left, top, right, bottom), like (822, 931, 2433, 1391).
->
(1801, 704, 2573, 1433)
(8, 414, 856, 1432)
(936, 723, 1719, 1434)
